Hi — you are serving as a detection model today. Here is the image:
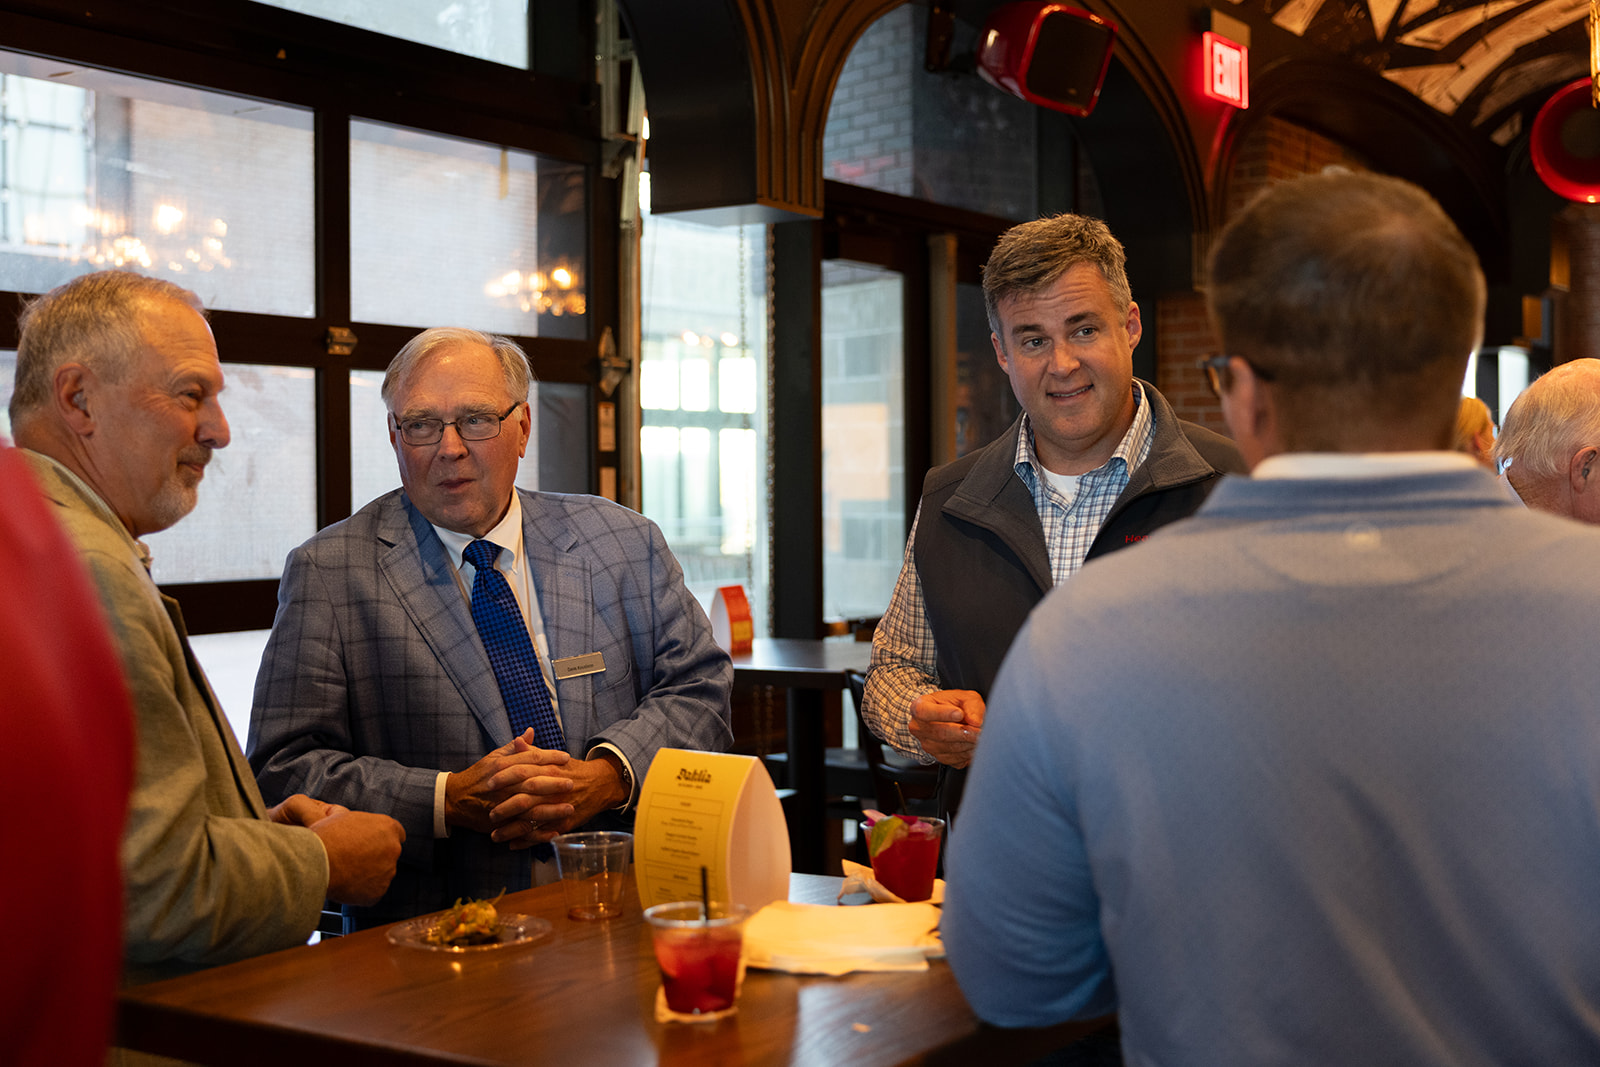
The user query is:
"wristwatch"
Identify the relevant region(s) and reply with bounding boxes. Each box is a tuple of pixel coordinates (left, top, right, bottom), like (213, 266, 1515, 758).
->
(616, 757, 634, 802)
(603, 749, 634, 809)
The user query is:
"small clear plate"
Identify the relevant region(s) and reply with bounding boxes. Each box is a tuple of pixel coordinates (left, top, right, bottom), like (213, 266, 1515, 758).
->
(386, 912, 553, 953)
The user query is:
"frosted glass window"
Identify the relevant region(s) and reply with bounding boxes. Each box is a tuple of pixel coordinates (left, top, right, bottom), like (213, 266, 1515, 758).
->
(350, 369, 401, 512)
(0, 50, 314, 316)
(350, 120, 586, 339)
(144, 363, 317, 583)
(255, 0, 529, 69)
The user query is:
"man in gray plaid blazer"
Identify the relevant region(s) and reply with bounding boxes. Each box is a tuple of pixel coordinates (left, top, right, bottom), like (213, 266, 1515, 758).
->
(249, 327, 733, 927)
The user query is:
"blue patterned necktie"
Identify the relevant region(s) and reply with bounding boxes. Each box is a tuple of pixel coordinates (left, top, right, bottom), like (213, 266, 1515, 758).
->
(464, 539, 565, 751)
(464, 539, 565, 862)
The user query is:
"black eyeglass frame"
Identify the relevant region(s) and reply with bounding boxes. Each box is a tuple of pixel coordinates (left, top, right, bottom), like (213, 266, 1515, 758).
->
(391, 402, 524, 446)
(1198, 354, 1276, 399)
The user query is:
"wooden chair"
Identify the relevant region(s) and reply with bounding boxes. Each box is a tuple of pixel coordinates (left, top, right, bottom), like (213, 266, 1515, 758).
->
(844, 669, 940, 816)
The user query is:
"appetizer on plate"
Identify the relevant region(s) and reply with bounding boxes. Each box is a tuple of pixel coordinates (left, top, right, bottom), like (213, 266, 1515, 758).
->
(423, 891, 505, 947)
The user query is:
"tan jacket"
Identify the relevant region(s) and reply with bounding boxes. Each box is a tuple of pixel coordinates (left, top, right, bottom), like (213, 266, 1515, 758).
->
(23, 451, 326, 988)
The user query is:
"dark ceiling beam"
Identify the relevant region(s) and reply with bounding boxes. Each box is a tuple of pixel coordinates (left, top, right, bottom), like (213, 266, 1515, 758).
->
(619, 0, 901, 223)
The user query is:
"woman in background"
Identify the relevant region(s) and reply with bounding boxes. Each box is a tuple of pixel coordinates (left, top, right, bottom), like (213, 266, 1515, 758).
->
(1455, 396, 1497, 469)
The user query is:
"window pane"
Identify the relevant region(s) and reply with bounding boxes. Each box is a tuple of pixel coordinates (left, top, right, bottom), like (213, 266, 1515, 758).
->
(1497, 346, 1532, 425)
(0, 50, 315, 315)
(719, 355, 757, 414)
(954, 280, 1019, 458)
(822, 260, 905, 621)
(529, 380, 591, 495)
(144, 364, 317, 583)
(639, 341, 679, 409)
(350, 120, 586, 339)
(719, 428, 759, 555)
(639, 215, 768, 630)
(680, 357, 711, 412)
(255, 0, 529, 69)
(0, 351, 14, 441)
(188, 629, 271, 749)
(641, 425, 681, 519)
(350, 369, 400, 512)
(351, 368, 585, 513)
(822, 6, 1038, 220)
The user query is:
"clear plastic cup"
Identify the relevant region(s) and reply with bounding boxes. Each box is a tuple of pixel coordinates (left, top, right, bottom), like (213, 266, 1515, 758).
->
(551, 831, 632, 920)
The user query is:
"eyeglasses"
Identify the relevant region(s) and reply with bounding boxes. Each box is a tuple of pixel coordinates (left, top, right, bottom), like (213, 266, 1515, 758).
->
(1198, 354, 1276, 399)
(392, 402, 522, 446)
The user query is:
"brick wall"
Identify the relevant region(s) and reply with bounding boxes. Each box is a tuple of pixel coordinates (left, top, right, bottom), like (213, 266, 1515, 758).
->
(823, 6, 1037, 218)
(1158, 116, 1369, 428)
(822, 7, 914, 196)
(1558, 201, 1600, 364)
(1154, 293, 1224, 432)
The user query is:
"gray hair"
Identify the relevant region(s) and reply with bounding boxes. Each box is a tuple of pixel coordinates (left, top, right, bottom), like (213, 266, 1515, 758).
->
(1493, 359, 1600, 481)
(380, 327, 533, 409)
(982, 213, 1131, 342)
(9, 271, 205, 427)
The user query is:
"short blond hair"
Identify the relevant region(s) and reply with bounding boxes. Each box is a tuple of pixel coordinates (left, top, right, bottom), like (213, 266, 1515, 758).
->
(1454, 397, 1494, 453)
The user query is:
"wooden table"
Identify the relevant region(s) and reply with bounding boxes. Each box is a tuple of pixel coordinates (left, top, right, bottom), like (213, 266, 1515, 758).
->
(731, 637, 873, 874)
(116, 874, 1103, 1066)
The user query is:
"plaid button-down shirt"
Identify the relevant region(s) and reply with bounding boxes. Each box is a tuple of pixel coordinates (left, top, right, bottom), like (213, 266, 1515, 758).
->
(864, 382, 1155, 761)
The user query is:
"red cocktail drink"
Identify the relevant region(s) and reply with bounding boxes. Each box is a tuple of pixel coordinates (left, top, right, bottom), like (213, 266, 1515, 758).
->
(863, 816, 945, 902)
(643, 902, 750, 1021)
(656, 928, 743, 1013)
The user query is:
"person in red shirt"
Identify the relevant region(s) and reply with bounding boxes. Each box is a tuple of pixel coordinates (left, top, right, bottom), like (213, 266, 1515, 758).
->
(0, 443, 135, 1066)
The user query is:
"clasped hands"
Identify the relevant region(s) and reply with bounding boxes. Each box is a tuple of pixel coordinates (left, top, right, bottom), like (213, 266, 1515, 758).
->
(266, 794, 405, 906)
(446, 728, 627, 850)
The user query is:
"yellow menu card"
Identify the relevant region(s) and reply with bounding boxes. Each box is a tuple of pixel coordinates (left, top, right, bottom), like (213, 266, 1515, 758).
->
(634, 749, 791, 912)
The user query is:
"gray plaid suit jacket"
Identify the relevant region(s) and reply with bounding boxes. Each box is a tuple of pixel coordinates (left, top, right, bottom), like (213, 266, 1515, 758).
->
(248, 487, 733, 925)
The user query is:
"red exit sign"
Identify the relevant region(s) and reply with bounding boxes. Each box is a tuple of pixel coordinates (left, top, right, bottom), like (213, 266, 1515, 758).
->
(1203, 31, 1249, 108)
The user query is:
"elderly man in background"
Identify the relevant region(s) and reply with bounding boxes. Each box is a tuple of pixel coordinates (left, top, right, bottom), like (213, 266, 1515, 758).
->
(250, 328, 733, 928)
(7, 271, 404, 997)
(944, 172, 1600, 1064)
(862, 212, 1243, 818)
(1491, 356, 1600, 520)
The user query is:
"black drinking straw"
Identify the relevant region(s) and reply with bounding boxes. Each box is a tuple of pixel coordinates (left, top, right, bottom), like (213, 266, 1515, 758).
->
(700, 865, 711, 925)
(894, 782, 909, 815)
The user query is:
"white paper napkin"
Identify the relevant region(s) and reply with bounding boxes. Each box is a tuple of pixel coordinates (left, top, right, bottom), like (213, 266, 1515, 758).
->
(839, 859, 945, 904)
(743, 899, 944, 975)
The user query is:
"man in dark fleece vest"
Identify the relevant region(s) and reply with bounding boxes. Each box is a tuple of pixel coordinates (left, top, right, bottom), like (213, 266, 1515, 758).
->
(862, 212, 1244, 818)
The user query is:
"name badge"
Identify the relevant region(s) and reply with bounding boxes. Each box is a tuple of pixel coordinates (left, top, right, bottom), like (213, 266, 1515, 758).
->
(553, 652, 605, 679)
